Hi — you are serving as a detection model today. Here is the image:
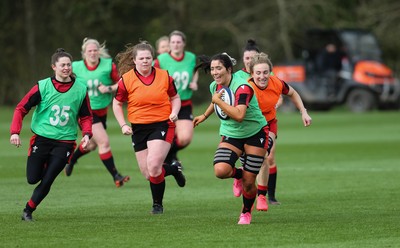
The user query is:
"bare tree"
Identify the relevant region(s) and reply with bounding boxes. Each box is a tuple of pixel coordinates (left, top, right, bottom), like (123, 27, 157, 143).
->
(24, 0, 36, 80)
(277, 0, 293, 60)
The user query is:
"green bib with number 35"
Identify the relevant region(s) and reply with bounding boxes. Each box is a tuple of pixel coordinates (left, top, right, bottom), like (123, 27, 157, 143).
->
(31, 78, 87, 140)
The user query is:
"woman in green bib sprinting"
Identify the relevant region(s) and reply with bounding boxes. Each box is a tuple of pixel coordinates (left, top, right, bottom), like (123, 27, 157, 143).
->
(10, 48, 93, 221)
(65, 38, 130, 187)
(193, 53, 271, 225)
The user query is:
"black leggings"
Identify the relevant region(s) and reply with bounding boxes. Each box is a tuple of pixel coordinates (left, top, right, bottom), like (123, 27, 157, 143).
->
(27, 154, 68, 207)
(26, 135, 74, 208)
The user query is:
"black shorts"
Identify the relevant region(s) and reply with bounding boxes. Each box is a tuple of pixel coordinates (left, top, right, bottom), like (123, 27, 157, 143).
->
(178, 104, 193, 120)
(131, 120, 175, 152)
(93, 113, 107, 129)
(221, 126, 269, 151)
(28, 135, 75, 162)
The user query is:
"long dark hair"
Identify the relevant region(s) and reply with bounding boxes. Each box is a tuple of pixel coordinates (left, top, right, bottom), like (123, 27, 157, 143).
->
(195, 52, 237, 74)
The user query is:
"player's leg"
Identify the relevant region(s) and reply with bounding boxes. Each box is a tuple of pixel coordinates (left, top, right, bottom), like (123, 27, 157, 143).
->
(64, 138, 96, 176)
(256, 133, 274, 211)
(238, 147, 265, 224)
(238, 128, 268, 224)
(213, 141, 240, 180)
(266, 119, 280, 205)
(146, 139, 171, 214)
(23, 142, 73, 221)
(267, 136, 280, 205)
(22, 155, 47, 221)
(165, 105, 194, 164)
(93, 122, 129, 187)
(255, 156, 269, 211)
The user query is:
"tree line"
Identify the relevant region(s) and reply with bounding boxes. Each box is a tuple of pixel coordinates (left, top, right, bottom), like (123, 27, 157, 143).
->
(1, 0, 399, 105)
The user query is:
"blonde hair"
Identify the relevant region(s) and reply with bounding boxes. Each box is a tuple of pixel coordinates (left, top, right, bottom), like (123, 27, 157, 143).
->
(81, 38, 111, 59)
(115, 41, 155, 76)
(169, 30, 186, 42)
(249, 52, 273, 74)
(156, 36, 169, 49)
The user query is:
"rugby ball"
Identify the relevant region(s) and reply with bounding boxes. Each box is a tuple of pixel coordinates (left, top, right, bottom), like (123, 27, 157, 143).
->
(214, 87, 235, 120)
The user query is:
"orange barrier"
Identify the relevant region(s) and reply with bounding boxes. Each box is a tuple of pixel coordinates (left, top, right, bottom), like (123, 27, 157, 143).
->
(353, 61, 394, 85)
(273, 65, 306, 83)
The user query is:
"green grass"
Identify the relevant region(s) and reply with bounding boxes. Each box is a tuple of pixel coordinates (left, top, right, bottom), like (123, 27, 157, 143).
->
(0, 106, 399, 247)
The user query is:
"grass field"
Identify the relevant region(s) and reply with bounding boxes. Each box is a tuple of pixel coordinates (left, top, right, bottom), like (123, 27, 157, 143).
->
(0, 105, 399, 247)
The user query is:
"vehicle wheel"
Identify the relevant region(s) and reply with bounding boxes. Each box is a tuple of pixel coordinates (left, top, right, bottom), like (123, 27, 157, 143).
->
(346, 89, 377, 112)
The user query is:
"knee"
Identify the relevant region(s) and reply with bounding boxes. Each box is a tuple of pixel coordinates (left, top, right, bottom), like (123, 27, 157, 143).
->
(146, 160, 163, 177)
(27, 177, 40, 185)
(176, 135, 191, 147)
(215, 173, 225, 179)
(85, 142, 98, 152)
(242, 179, 256, 193)
(138, 165, 150, 179)
(242, 183, 255, 193)
(148, 167, 162, 178)
(214, 164, 231, 179)
(267, 155, 275, 166)
(26, 173, 41, 184)
(97, 140, 111, 151)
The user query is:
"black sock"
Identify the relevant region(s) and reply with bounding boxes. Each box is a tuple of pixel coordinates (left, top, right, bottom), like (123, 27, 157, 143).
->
(101, 156, 118, 177)
(242, 194, 256, 213)
(268, 172, 277, 198)
(232, 167, 243, 179)
(70, 148, 88, 165)
(150, 180, 165, 206)
(257, 189, 267, 196)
